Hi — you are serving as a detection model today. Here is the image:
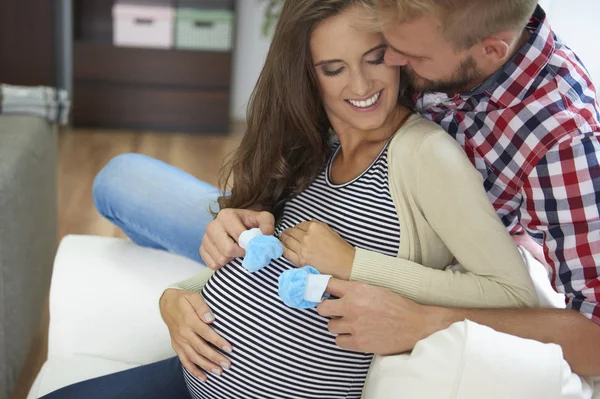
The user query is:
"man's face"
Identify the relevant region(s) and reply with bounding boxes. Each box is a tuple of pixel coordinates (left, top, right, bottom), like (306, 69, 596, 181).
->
(382, 14, 483, 94)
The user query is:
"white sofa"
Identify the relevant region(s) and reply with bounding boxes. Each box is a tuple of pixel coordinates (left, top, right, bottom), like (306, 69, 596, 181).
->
(27, 235, 203, 399)
(27, 235, 597, 398)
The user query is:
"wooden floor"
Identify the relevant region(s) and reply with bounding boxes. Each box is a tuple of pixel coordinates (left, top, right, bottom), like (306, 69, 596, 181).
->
(10, 124, 244, 399)
(57, 123, 245, 240)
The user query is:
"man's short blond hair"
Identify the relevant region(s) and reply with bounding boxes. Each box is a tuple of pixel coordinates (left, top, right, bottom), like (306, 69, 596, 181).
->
(376, 0, 538, 50)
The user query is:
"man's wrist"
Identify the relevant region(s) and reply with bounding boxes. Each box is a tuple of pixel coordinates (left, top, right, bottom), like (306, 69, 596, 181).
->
(387, 303, 467, 355)
(338, 246, 356, 281)
(425, 305, 465, 337)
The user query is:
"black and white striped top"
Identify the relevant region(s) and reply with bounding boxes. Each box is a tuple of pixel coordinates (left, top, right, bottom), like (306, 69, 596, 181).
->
(185, 141, 401, 399)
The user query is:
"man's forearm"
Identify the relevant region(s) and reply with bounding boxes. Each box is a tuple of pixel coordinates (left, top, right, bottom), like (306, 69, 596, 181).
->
(432, 306, 600, 376)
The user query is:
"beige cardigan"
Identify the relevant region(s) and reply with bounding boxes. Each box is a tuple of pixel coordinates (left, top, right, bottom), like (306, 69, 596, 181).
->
(170, 115, 538, 309)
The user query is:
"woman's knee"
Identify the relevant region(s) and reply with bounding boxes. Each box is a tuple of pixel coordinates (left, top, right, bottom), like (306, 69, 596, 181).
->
(93, 153, 156, 219)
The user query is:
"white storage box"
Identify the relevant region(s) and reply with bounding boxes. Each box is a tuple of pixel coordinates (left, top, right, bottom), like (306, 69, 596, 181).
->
(113, 2, 175, 49)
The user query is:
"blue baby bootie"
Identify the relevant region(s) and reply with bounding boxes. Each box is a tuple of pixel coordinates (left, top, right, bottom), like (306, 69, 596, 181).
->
(278, 266, 322, 309)
(242, 235, 284, 272)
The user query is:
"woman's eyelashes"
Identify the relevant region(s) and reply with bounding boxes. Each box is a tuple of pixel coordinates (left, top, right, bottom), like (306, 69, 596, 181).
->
(323, 67, 344, 77)
(367, 51, 386, 65)
(321, 51, 387, 76)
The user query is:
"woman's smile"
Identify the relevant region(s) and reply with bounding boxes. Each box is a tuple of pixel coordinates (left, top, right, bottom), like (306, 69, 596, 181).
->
(345, 89, 384, 112)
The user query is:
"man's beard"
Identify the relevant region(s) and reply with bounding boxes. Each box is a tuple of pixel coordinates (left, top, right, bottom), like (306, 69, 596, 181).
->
(402, 56, 482, 94)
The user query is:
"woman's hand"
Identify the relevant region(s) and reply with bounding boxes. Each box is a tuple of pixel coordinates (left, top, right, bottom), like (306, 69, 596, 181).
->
(200, 208, 275, 270)
(511, 233, 546, 265)
(279, 219, 355, 280)
(159, 288, 233, 381)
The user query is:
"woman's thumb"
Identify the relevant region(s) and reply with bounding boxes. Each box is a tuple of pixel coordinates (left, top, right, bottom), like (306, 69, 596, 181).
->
(257, 211, 276, 235)
(188, 292, 215, 323)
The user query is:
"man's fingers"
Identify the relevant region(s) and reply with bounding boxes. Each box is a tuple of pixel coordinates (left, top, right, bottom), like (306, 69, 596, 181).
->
(335, 334, 358, 351)
(280, 230, 302, 264)
(294, 221, 311, 232)
(316, 298, 344, 317)
(282, 245, 300, 266)
(328, 318, 351, 335)
(282, 227, 304, 243)
(323, 278, 350, 297)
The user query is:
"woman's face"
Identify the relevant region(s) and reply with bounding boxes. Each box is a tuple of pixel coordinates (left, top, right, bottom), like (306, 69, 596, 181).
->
(310, 6, 401, 133)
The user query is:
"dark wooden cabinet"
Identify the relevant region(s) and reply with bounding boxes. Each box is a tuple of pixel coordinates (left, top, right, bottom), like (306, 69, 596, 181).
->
(0, 0, 234, 134)
(0, 0, 56, 86)
(72, 0, 235, 133)
(72, 43, 232, 132)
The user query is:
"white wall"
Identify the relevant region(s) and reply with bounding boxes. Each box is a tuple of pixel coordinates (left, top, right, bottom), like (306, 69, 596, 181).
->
(230, 0, 600, 120)
(540, 0, 600, 85)
(231, 0, 272, 120)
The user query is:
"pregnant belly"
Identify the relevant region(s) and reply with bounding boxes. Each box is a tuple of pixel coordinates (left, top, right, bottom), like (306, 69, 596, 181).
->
(183, 258, 372, 399)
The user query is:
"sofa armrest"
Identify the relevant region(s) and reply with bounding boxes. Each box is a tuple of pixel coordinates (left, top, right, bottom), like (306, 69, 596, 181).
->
(0, 115, 57, 399)
(48, 235, 204, 366)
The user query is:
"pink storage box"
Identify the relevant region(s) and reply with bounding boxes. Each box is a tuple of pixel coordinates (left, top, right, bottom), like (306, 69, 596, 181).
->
(112, 2, 174, 49)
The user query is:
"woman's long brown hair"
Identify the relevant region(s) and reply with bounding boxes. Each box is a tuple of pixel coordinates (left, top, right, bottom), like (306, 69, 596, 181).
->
(218, 0, 412, 220)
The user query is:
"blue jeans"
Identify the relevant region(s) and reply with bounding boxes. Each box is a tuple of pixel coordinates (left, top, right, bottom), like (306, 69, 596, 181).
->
(40, 357, 191, 399)
(93, 153, 221, 263)
(41, 154, 221, 398)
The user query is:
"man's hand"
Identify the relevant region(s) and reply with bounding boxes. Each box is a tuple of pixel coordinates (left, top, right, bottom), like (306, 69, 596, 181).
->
(200, 208, 275, 270)
(280, 220, 355, 280)
(317, 279, 442, 355)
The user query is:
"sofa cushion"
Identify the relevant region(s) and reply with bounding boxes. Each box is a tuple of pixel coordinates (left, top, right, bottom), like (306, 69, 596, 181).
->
(0, 115, 57, 399)
(27, 355, 139, 399)
(47, 235, 203, 365)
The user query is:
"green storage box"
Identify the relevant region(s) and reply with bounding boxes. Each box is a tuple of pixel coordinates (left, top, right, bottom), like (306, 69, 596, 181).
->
(175, 8, 234, 51)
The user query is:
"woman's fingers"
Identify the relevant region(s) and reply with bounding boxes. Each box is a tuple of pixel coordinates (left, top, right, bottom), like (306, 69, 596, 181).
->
(202, 235, 233, 270)
(163, 289, 232, 379)
(208, 213, 246, 258)
(217, 208, 251, 244)
(190, 316, 233, 356)
(185, 327, 231, 371)
(239, 210, 276, 235)
(180, 340, 224, 376)
(173, 341, 207, 382)
(199, 242, 219, 270)
(187, 292, 217, 324)
(185, 293, 233, 369)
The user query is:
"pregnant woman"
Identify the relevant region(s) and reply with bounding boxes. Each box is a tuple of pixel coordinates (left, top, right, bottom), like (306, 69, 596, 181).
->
(41, 0, 538, 398)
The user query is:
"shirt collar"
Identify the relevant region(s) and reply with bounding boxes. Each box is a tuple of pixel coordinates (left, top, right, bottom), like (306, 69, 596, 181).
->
(464, 5, 555, 108)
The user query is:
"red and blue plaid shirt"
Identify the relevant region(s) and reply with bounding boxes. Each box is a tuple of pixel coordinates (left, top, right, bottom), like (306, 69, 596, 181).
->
(418, 6, 600, 324)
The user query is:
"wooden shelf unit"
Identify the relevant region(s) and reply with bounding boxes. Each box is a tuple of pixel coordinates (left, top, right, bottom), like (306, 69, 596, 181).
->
(72, 0, 235, 134)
